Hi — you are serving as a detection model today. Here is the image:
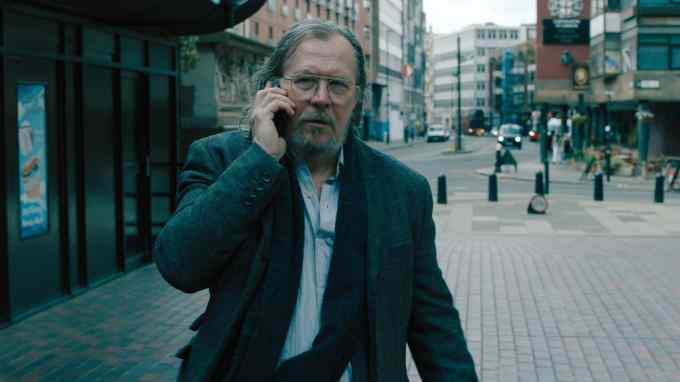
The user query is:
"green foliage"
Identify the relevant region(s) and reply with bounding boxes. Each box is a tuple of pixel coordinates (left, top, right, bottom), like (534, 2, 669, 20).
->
(179, 36, 200, 73)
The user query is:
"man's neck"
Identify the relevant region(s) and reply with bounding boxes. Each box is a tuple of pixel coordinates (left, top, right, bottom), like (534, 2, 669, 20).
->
(304, 151, 340, 195)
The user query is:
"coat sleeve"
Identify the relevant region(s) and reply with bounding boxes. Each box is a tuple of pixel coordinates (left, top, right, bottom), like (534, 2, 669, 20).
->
(153, 136, 284, 293)
(407, 175, 479, 381)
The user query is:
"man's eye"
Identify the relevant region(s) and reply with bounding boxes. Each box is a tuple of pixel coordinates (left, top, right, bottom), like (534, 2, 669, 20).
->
(294, 78, 317, 90)
(329, 80, 350, 93)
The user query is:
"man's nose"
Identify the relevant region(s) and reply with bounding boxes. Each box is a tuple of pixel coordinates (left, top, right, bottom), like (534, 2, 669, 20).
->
(309, 80, 331, 106)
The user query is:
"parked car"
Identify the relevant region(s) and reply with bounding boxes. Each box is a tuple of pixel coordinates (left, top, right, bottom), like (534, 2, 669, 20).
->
(426, 125, 451, 142)
(467, 127, 486, 136)
(528, 128, 540, 142)
(497, 124, 522, 149)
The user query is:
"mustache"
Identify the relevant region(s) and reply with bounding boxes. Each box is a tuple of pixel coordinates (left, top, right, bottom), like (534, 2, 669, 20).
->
(300, 112, 334, 127)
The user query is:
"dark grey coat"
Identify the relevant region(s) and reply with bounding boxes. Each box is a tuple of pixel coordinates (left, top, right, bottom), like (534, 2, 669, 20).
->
(153, 131, 477, 382)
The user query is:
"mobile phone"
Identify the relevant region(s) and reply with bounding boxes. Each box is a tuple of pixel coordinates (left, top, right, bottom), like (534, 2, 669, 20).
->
(269, 79, 289, 136)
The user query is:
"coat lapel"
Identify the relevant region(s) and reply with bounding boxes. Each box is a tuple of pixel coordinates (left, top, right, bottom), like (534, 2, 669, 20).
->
(354, 140, 383, 304)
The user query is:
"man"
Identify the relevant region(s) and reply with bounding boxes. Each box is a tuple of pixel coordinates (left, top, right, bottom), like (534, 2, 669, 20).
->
(154, 19, 477, 382)
(547, 114, 562, 162)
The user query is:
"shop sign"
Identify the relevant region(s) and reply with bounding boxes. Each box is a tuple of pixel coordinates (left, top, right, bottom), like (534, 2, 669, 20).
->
(636, 80, 660, 89)
(17, 83, 49, 239)
(543, 19, 589, 44)
(573, 64, 590, 89)
(604, 50, 622, 76)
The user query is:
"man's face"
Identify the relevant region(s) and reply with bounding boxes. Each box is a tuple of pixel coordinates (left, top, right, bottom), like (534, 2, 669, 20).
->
(281, 34, 359, 156)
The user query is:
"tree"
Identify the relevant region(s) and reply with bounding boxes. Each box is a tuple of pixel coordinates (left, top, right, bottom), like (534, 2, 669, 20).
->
(179, 36, 200, 73)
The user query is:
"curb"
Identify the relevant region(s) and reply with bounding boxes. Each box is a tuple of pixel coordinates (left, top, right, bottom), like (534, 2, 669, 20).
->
(441, 149, 474, 156)
(367, 142, 420, 152)
(475, 169, 579, 185)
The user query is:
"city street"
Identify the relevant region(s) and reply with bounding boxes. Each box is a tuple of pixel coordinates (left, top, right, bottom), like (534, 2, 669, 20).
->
(394, 136, 680, 382)
(1, 137, 679, 381)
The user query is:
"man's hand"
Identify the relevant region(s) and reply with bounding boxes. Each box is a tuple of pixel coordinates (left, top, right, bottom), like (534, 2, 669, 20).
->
(251, 82, 296, 161)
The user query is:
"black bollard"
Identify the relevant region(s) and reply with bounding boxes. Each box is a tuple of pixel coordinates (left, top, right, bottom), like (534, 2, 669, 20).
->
(494, 149, 501, 173)
(535, 172, 544, 195)
(655, 174, 665, 203)
(437, 174, 447, 204)
(605, 147, 612, 182)
(489, 174, 498, 202)
(594, 172, 604, 201)
(544, 162, 550, 194)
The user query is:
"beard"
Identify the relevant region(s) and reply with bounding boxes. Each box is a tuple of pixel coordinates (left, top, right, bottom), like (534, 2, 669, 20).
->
(287, 112, 348, 158)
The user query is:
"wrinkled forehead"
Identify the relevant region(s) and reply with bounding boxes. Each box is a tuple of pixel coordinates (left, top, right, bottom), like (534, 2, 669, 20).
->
(283, 34, 358, 80)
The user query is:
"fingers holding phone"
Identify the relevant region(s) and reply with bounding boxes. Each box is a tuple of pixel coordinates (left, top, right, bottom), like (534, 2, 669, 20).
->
(252, 80, 295, 160)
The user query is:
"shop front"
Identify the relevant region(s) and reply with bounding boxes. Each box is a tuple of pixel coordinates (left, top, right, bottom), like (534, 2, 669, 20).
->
(0, 0, 266, 326)
(0, 5, 181, 324)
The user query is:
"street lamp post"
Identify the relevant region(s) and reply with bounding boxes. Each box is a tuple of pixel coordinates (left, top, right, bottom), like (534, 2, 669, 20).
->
(456, 35, 463, 152)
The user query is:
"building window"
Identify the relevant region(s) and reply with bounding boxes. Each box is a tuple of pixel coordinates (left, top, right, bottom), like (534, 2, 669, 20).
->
(638, 35, 680, 70)
(488, 30, 497, 39)
(268, 0, 277, 11)
(254, 22, 259, 36)
(499, 30, 507, 39)
(477, 30, 485, 39)
(510, 31, 519, 39)
(476, 81, 486, 90)
(269, 26, 274, 40)
(477, 48, 486, 56)
(477, 64, 486, 73)
(317, 4, 321, 15)
(476, 98, 485, 107)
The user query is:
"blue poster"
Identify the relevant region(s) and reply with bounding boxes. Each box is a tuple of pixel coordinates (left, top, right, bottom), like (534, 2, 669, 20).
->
(17, 83, 49, 239)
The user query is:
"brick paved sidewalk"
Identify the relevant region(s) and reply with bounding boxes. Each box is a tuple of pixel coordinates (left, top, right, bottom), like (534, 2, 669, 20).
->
(2, 196, 680, 381)
(0, 266, 208, 382)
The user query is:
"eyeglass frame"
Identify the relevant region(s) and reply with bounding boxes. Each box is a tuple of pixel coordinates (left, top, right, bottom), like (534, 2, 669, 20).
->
(277, 74, 359, 104)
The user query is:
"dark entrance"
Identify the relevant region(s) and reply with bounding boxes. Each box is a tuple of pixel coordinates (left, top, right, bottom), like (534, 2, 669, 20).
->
(3, 57, 64, 319)
(0, 6, 179, 324)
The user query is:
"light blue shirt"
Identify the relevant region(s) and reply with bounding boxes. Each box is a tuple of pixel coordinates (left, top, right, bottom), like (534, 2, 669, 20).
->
(278, 149, 351, 382)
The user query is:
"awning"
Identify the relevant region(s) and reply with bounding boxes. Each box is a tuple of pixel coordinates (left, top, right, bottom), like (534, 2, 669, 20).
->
(15, 0, 267, 35)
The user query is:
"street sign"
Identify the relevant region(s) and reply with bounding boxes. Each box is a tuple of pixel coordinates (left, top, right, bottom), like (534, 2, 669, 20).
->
(636, 80, 660, 89)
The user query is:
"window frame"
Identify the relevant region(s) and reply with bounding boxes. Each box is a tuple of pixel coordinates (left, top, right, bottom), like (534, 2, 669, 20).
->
(638, 34, 680, 70)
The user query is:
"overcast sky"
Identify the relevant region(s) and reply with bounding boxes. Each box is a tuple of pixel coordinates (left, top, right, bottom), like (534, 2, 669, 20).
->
(423, 0, 536, 35)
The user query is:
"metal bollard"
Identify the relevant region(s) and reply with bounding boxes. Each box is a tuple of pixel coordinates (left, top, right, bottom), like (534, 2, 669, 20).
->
(535, 171, 544, 195)
(494, 149, 501, 173)
(437, 175, 447, 204)
(605, 148, 612, 182)
(489, 174, 498, 202)
(655, 174, 665, 203)
(594, 172, 604, 201)
(544, 162, 550, 194)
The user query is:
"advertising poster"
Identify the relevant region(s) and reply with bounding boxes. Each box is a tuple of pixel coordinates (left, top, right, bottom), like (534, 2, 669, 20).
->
(17, 83, 49, 239)
(542, 0, 589, 45)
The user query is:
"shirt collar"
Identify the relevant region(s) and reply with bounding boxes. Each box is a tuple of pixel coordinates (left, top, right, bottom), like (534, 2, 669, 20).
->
(292, 147, 344, 180)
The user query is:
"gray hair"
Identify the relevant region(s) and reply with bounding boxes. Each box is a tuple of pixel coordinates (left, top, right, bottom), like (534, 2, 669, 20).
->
(244, 19, 366, 130)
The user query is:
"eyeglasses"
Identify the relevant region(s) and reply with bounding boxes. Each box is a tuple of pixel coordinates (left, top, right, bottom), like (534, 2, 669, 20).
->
(279, 74, 357, 104)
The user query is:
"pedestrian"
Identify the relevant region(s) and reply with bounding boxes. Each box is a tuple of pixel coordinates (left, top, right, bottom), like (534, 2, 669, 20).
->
(153, 19, 477, 382)
(548, 115, 562, 163)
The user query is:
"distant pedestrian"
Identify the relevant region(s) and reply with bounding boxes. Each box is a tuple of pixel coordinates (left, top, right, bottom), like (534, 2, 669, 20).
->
(154, 19, 477, 382)
(548, 116, 563, 163)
